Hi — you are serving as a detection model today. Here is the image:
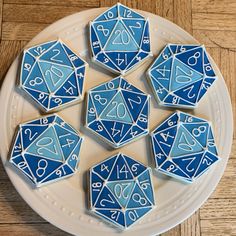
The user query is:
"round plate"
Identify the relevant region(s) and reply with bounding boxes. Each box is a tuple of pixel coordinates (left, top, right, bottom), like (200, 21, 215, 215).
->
(0, 8, 233, 236)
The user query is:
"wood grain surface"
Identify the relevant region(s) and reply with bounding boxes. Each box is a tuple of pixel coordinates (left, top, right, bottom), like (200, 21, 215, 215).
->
(0, 0, 235, 235)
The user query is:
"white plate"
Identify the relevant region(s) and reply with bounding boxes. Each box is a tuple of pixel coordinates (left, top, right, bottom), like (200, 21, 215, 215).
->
(0, 8, 233, 236)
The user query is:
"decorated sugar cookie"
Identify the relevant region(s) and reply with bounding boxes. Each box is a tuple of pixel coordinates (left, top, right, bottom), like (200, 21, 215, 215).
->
(89, 153, 155, 229)
(85, 76, 150, 148)
(150, 111, 220, 183)
(147, 44, 217, 108)
(90, 3, 151, 75)
(9, 114, 83, 187)
(19, 39, 88, 112)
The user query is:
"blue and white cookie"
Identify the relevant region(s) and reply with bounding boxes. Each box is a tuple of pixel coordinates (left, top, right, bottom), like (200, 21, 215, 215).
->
(89, 153, 155, 230)
(9, 114, 83, 187)
(90, 3, 152, 75)
(150, 111, 220, 183)
(147, 44, 217, 108)
(85, 76, 150, 148)
(19, 39, 88, 112)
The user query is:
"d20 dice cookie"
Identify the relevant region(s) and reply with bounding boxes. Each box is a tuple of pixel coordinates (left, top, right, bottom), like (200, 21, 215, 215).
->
(19, 39, 88, 112)
(147, 44, 217, 108)
(150, 111, 220, 183)
(90, 3, 151, 75)
(89, 153, 155, 229)
(86, 76, 150, 148)
(10, 114, 83, 187)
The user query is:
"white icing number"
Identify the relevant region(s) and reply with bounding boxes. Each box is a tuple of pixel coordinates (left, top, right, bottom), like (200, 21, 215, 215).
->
(132, 193, 147, 206)
(128, 22, 141, 35)
(36, 137, 58, 155)
(92, 41, 100, 49)
(116, 53, 127, 66)
(202, 155, 213, 166)
(138, 114, 148, 123)
(36, 159, 48, 177)
(100, 194, 115, 207)
(68, 54, 78, 62)
(55, 166, 66, 177)
(45, 65, 64, 87)
(175, 66, 193, 83)
(139, 179, 150, 190)
(181, 156, 196, 172)
(156, 153, 164, 159)
(184, 116, 193, 123)
(53, 97, 62, 105)
(106, 101, 127, 119)
(14, 143, 22, 153)
(187, 52, 201, 66)
(110, 210, 120, 222)
(183, 85, 196, 99)
(17, 161, 27, 169)
(128, 210, 139, 221)
(96, 124, 103, 132)
(63, 80, 76, 95)
(172, 96, 179, 104)
(112, 30, 130, 45)
(94, 94, 107, 105)
(38, 93, 47, 104)
(168, 119, 174, 126)
(156, 87, 164, 94)
(40, 117, 49, 125)
(128, 96, 141, 109)
(159, 131, 174, 148)
(58, 133, 75, 148)
(106, 81, 115, 90)
(167, 164, 177, 172)
(143, 36, 149, 44)
(88, 107, 96, 116)
(111, 122, 124, 137)
(104, 11, 114, 20)
(122, 81, 132, 90)
(92, 182, 102, 192)
(114, 183, 131, 199)
(123, 9, 132, 18)
(117, 164, 128, 179)
(24, 63, 32, 72)
(131, 163, 139, 173)
(192, 126, 206, 137)
(97, 25, 110, 37)
(162, 52, 170, 60)
(24, 128, 38, 141)
(156, 66, 170, 80)
(50, 49, 63, 63)
(178, 132, 196, 151)
(101, 164, 109, 172)
(33, 46, 45, 56)
(29, 77, 43, 87)
(130, 127, 138, 137)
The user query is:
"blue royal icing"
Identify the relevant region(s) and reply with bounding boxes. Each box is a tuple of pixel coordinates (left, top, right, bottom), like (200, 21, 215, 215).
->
(90, 153, 155, 229)
(86, 76, 150, 148)
(9, 114, 83, 187)
(147, 44, 217, 108)
(20, 39, 88, 112)
(90, 3, 151, 75)
(150, 111, 220, 183)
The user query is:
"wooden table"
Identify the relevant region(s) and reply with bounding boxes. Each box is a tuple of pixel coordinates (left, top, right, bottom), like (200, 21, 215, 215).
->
(0, 0, 235, 235)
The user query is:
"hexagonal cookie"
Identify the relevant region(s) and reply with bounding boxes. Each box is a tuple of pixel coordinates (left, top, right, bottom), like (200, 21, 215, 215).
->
(89, 153, 155, 229)
(147, 44, 217, 108)
(90, 3, 151, 75)
(9, 114, 83, 187)
(150, 111, 220, 183)
(19, 39, 88, 112)
(85, 76, 150, 148)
